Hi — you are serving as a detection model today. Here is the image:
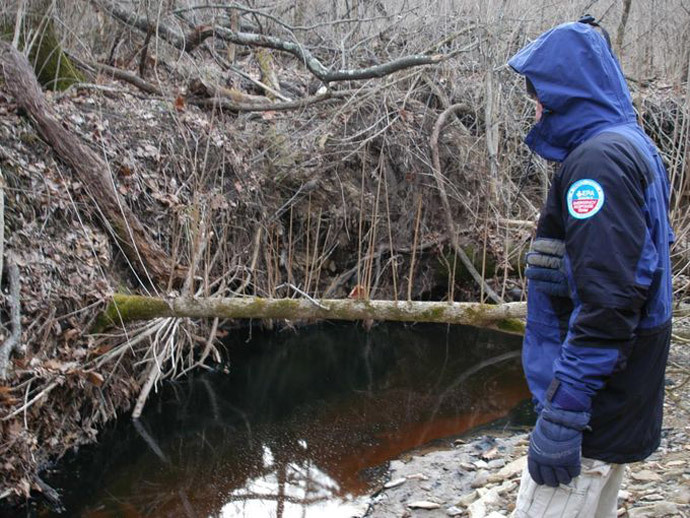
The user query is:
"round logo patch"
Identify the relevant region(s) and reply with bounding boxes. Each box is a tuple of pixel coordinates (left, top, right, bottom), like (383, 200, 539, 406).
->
(567, 179, 605, 219)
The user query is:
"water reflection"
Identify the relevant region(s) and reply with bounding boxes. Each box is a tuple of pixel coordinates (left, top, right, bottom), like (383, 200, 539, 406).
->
(222, 455, 364, 518)
(48, 322, 530, 517)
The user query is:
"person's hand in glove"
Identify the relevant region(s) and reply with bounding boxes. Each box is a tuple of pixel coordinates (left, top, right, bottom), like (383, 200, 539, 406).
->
(528, 381, 591, 487)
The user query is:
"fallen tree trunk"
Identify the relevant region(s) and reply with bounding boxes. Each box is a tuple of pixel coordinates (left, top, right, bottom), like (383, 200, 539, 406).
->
(96, 295, 690, 341)
(0, 42, 186, 287)
(96, 294, 528, 334)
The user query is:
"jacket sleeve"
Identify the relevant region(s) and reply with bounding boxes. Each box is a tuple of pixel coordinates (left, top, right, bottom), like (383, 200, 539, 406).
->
(551, 142, 655, 407)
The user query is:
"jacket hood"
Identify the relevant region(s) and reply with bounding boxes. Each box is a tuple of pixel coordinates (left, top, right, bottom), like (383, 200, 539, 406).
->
(508, 22, 636, 162)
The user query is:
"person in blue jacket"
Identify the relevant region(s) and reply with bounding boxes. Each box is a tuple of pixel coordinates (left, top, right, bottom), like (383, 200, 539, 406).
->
(507, 16, 674, 516)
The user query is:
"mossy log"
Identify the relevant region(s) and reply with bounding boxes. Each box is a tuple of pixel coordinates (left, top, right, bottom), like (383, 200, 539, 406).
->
(0, 3, 84, 90)
(255, 48, 281, 99)
(27, 16, 83, 91)
(95, 294, 528, 335)
(95, 295, 690, 341)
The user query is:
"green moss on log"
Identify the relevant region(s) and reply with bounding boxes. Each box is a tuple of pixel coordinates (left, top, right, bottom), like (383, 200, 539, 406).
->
(93, 294, 171, 332)
(2, 12, 83, 91)
(28, 19, 83, 91)
(420, 305, 447, 320)
(496, 318, 525, 334)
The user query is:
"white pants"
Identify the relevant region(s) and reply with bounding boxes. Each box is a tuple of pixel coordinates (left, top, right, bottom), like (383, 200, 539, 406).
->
(513, 457, 625, 518)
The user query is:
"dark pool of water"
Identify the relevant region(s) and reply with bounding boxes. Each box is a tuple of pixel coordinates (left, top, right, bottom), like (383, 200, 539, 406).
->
(38, 322, 531, 517)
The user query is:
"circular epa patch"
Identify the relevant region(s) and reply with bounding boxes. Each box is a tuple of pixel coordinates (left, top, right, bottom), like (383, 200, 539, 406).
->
(567, 179, 605, 219)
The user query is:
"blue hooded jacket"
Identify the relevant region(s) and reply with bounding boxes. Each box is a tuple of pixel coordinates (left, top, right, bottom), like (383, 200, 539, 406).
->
(509, 21, 673, 462)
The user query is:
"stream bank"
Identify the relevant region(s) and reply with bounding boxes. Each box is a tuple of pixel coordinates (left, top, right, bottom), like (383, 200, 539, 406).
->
(366, 339, 690, 518)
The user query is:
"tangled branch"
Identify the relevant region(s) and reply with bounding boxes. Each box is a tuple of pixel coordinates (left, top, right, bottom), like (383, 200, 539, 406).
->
(93, 0, 474, 83)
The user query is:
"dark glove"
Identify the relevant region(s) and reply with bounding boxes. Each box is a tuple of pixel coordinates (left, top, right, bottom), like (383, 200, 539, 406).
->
(528, 405, 591, 487)
(526, 238, 570, 297)
(526, 266, 569, 297)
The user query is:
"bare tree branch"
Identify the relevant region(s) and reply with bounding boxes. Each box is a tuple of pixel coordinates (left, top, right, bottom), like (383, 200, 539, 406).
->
(431, 103, 504, 304)
(188, 88, 354, 112)
(73, 57, 164, 96)
(0, 257, 22, 380)
(92, 0, 475, 83)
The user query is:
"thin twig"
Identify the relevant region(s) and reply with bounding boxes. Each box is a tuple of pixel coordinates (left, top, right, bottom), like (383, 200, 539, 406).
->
(276, 283, 330, 310)
(76, 58, 164, 96)
(2, 380, 58, 421)
(408, 195, 423, 302)
(0, 257, 22, 380)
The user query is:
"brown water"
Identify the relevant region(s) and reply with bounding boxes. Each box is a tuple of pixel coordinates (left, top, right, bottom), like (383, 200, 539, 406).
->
(44, 322, 531, 517)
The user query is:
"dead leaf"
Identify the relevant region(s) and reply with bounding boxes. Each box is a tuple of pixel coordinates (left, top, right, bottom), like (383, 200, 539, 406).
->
(0, 386, 20, 406)
(91, 344, 114, 356)
(62, 328, 80, 344)
(85, 371, 104, 387)
(118, 164, 134, 177)
(174, 95, 186, 112)
(348, 284, 367, 300)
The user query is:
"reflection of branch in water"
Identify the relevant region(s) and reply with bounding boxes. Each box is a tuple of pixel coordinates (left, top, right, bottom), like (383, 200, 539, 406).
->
(229, 403, 254, 448)
(227, 492, 329, 505)
(200, 377, 221, 421)
(430, 325, 453, 395)
(223, 457, 344, 518)
(133, 418, 170, 465)
(363, 334, 375, 395)
(422, 350, 522, 439)
(277, 462, 285, 518)
(178, 489, 196, 518)
(452, 351, 521, 388)
(286, 462, 338, 495)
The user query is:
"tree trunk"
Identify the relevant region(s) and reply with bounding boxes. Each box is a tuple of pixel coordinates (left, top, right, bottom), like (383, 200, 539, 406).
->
(294, 0, 307, 26)
(96, 295, 690, 340)
(28, 12, 84, 90)
(0, 42, 186, 286)
(95, 294, 528, 335)
(615, 0, 632, 59)
(3, 0, 84, 90)
(227, 7, 239, 63)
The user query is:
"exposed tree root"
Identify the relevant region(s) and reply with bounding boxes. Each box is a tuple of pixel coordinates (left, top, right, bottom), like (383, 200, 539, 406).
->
(431, 103, 504, 304)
